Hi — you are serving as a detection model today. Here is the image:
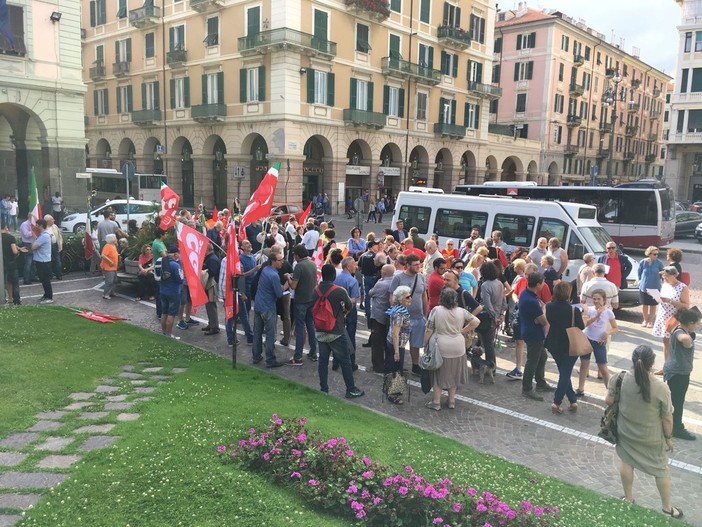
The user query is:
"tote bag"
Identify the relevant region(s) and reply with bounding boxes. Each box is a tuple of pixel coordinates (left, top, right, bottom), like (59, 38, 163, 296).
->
(566, 307, 593, 357)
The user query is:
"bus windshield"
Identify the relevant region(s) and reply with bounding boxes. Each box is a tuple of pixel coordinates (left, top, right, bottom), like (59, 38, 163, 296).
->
(578, 226, 613, 254)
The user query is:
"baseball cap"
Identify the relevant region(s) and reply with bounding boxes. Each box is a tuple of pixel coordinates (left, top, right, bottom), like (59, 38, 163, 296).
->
(167, 245, 179, 254)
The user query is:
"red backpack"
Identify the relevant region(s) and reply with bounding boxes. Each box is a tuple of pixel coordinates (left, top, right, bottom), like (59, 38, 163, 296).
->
(313, 285, 339, 332)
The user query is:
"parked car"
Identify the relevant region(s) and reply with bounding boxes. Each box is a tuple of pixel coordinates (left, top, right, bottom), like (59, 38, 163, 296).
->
(691, 201, 702, 212)
(674, 211, 702, 238)
(61, 199, 157, 234)
(695, 222, 702, 242)
(271, 203, 305, 223)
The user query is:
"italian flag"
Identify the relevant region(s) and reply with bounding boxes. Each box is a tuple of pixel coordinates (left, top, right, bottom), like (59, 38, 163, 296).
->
(29, 166, 42, 225)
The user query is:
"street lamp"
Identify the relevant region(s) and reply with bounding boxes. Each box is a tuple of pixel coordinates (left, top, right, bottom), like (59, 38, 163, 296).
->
(603, 69, 622, 186)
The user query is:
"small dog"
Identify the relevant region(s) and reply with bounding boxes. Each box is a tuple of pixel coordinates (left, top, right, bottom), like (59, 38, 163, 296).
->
(468, 346, 496, 384)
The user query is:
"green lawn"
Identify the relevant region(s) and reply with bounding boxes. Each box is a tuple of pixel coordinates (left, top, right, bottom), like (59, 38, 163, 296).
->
(0, 306, 685, 526)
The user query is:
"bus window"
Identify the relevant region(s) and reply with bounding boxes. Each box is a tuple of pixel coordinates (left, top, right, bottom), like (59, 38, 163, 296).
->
(659, 188, 675, 221)
(398, 205, 431, 234)
(567, 231, 585, 260)
(435, 209, 488, 240)
(139, 174, 164, 190)
(494, 213, 534, 247)
(619, 191, 657, 226)
(536, 218, 567, 247)
(599, 197, 620, 223)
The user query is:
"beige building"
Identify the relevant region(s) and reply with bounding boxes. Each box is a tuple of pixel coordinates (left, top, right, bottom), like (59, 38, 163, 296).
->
(493, 6, 669, 185)
(81, 0, 543, 211)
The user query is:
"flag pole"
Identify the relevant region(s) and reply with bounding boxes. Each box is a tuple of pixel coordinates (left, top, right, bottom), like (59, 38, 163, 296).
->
(231, 272, 238, 369)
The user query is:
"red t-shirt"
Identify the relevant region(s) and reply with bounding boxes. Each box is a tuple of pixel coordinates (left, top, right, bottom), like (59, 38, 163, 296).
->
(513, 275, 552, 303)
(427, 271, 445, 312)
(403, 247, 426, 262)
(605, 256, 622, 288)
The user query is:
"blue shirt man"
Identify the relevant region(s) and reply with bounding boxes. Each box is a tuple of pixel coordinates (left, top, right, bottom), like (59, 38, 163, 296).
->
(334, 257, 361, 367)
(518, 272, 550, 400)
(252, 254, 285, 368)
(32, 229, 51, 263)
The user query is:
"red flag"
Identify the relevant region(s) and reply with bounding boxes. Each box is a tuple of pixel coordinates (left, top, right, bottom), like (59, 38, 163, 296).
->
(299, 201, 313, 225)
(224, 224, 241, 320)
(312, 237, 324, 280)
(206, 206, 218, 230)
(76, 312, 114, 323)
(176, 222, 209, 308)
(239, 162, 280, 240)
(159, 183, 180, 230)
(83, 231, 94, 260)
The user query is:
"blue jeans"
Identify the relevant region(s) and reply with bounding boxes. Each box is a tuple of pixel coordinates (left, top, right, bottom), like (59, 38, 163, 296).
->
(318, 335, 358, 395)
(51, 244, 62, 279)
(362, 278, 374, 322)
(22, 247, 35, 283)
(333, 307, 358, 367)
(550, 349, 578, 405)
(226, 295, 253, 344)
(294, 301, 317, 359)
(253, 309, 278, 366)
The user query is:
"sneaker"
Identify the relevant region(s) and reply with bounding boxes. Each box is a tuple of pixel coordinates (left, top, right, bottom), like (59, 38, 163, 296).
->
(286, 358, 303, 366)
(176, 320, 188, 330)
(266, 361, 285, 368)
(506, 368, 523, 380)
(345, 388, 365, 399)
(102, 295, 110, 300)
(535, 383, 556, 393)
(361, 342, 372, 348)
(185, 318, 200, 326)
(352, 363, 359, 372)
(411, 364, 422, 376)
(252, 357, 263, 365)
(39, 298, 54, 304)
(522, 390, 544, 401)
(672, 428, 696, 441)
(170, 334, 181, 340)
(307, 353, 318, 362)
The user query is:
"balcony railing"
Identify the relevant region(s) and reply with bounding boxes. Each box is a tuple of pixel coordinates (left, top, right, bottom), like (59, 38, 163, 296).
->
(596, 148, 610, 158)
(625, 125, 638, 137)
(564, 144, 579, 155)
(631, 79, 641, 89)
(113, 61, 130, 76)
(648, 132, 658, 141)
(191, 103, 227, 122)
(437, 25, 471, 49)
(381, 57, 441, 85)
(238, 27, 337, 58)
(566, 114, 582, 127)
(653, 87, 662, 98)
(645, 154, 657, 163)
(650, 109, 661, 119)
(627, 102, 640, 113)
(189, 0, 223, 12)
(599, 122, 611, 133)
(467, 81, 502, 98)
(569, 82, 584, 97)
(623, 151, 635, 161)
(343, 108, 386, 129)
(433, 122, 467, 138)
(131, 109, 162, 126)
(573, 54, 584, 66)
(89, 63, 105, 80)
(129, 5, 161, 28)
(167, 49, 187, 66)
(344, 0, 390, 21)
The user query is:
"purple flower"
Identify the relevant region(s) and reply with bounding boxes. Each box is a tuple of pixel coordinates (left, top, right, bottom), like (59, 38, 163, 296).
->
(297, 433, 306, 442)
(308, 479, 318, 486)
(271, 413, 278, 420)
(432, 518, 443, 524)
(327, 439, 338, 447)
(372, 497, 382, 505)
(299, 417, 307, 425)
(362, 457, 371, 466)
(290, 471, 301, 478)
(351, 501, 364, 511)
(347, 484, 358, 494)
(216, 445, 226, 453)
(405, 465, 414, 474)
(356, 510, 366, 519)
(398, 486, 408, 495)
(361, 490, 370, 499)
(248, 427, 255, 434)
(291, 449, 301, 457)
(483, 523, 493, 527)
(467, 488, 477, 497)
(534, 507, 544, 516)
(362, 470, 373, 479)
(521, 500, 532, 512)
(274, 419, 282, 425)
(452, 503, 462, 512)
(345, 449, 354, 456)
(263, 453, 270, 461)
(476, 504, 487, 513)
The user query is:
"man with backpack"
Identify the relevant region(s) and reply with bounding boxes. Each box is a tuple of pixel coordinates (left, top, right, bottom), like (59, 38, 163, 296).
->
(158, 245, 184, 340)
(287, 244, 318, 364)
(313, 264, 364, 399)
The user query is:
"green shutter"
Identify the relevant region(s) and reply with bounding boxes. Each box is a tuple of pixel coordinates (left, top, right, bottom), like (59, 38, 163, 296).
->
(389, 34, 400, 60)
(306, 68, 315, 103)
(464, 102, 469, 128)
(455, 7, 461, 27)
(126, 38, 131, 61)
(239, 69, 246, 103)
(169, 27, 174, 51)
(350, 78, 357, 109)
(442, 3, 449, 24)
(208, 17, 218, 41)
(314, 9, 328, 43)
(516, 35, 522, 50)
(127, 85, 133, 112)
(141, 83, 146, 109)
(96, 44, 103, 63)
(528, 32, 536, 48)
(184, 77, 190, 108)
(327, 73, 334, 107)
(115, 41, 120, 62)
(170, 79, 175, 109)
(476, 62, 482, 83)
(428, 46, 434, 69)
(116, 87, 121, 114)
(382, 85, 389, 115)
(451, 99, 457, 124)
(103, 89, 108, 114)
(153, 81, 159, 110)
(440, 51, 447, 74)
(257, 67, 264, 102)
(420, 0, 429, 23)
(217, 71, 224, 103)
(367, 81, 374, 111)
(439, 97, 445, 123)
(527, 61, 533, 80)
(398, 88, 405, 118)
(452, 55, 458, 78)
(475, 103, 480, 127)
(90, 0, 96, 27)
(93, 91, 99, 115)
(514, 63, 519, 81)
(247, 6, 260, 36)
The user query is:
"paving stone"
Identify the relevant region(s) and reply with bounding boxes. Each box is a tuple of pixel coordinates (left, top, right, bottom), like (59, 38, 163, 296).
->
(132, 397, 153, 402)
(116, 413, 140, 422)
(134, 387, 155, 394)
(0, 493, 42, 509)
(73, 424, 115, 434)
(151, 375, 171, 381)
(78, 435, 119, 452)
(36, 455, 81, 469)
(35, 411, 67, 420)
(129, 380, 147, 385)
(0, 471, 67, 489)
(104, 402, 135, 411)
(105, 395, 128, 402)
(27, 421, 62, 433)
(171, 368, 187, 373)
(78, 411, 109, 420)
(0, 433, 39, 449)
(100, 378, 115, 383)
(122, 364, 135, 371)
(142, 367, 163, 373)
(0, 514, 22, 527)
(63, 402, 93, 410)
(94, 385, 119, 393)
(0, 453, 27, 467)
(69, 392, 93, 401)
(118, 372, 143, 379)
(34, 437, 74, 451)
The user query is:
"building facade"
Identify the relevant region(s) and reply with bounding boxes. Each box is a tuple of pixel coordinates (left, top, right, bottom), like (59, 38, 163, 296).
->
(493, 6, 668, 186)
(0, 0, 86, 215)
(667, 0, 702, 202)
(81, 0, 544, 211)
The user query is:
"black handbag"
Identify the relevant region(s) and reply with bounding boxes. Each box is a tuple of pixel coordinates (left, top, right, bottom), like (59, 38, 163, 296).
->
(598, 372, 625, 444)
(475, 311, 494, 333)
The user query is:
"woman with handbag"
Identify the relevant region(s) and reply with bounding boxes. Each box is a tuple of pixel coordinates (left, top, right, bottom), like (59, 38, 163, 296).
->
(384, 285, 412, 405)
(423, 288, 479, 411)
(576, 289, 618, 397)
(545, 282, 584, 414)
(652, 266, 690, 368)
(606, 345, 680, 519)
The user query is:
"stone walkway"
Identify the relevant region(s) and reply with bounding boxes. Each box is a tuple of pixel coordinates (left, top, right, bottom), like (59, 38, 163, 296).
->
(0, 363, 187, 526)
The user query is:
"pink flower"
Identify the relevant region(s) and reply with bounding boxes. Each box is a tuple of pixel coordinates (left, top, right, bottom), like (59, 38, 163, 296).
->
(362, 470, 373, 479)
(299, 417, 307, 425)
(361, 490, 370, 499)
(216, 445, 226, 453)
(297, 433, 306, 442)
(467, 488, 477, 497)
(372, 497, 382, 505)
(347, 484, 358, 493)
(432, 518, 443, 524)
(308, 479, 318, 486)
(476, 504, 487, 513)
(327, 439, 338, 447)
(351, 501, 364, 511)
(290, 471, 301, 478)
(356, 510, 366, 519)
(291, 449, 301, 457)
(534, 507, 544, 516)
(398, 486, 408, 495)
(452, 503, 462, 512)
(248, 427, 255, 434)
(362, 457, 371, 466)
(271, 413, 278, 420)
(345, 449, 354, 456)
(274, 419, 282, 425)
(263, 453, 270, 461)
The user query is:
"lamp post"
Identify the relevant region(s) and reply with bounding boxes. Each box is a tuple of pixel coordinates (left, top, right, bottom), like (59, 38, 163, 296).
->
(604, 69, 622, 186)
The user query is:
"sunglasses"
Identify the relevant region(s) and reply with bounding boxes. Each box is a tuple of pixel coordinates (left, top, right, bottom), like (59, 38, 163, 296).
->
(454, 265, 464, 269)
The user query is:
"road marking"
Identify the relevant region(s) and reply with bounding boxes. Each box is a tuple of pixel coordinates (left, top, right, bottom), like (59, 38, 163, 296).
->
(24, 288, 99, 299)
(21, 276, 103, 286)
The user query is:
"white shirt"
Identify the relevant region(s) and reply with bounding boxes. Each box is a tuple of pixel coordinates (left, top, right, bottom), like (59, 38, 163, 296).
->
(301, 229, 320, 250)
(52, 195, 63, 212)
(580, 277, 619, 308)
(9, 201, 18, 215)
(583, 306, 615, 341)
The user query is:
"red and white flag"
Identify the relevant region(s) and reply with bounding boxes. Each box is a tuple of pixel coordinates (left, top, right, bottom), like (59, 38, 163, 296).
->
(238, 162, 280, 240)
(299, 201, 313, 225)
(224, 224, 241, 320)
(312, 237, 324, 280)
(176, 222, 209, 308)
(159, 182, 180, 230)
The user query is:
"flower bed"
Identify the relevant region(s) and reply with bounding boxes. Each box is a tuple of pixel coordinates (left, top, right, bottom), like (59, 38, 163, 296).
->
(218, 414, 559, 526)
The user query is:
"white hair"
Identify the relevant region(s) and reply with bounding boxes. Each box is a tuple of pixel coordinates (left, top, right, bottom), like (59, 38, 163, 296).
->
(105, 233, 117, 243)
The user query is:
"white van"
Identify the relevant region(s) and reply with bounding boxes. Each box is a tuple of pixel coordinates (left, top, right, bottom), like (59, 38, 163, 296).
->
(61, 199, 157, 234)
(392, 192, 639, 304)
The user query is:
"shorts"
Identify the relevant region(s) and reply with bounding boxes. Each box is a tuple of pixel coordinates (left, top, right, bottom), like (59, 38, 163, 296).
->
(639, 290, 658, 306)
(409, 317, 426, 348)
(180, 284, 191, 304)
(580, 339, 607, 364)
(160, 293, 181, 316)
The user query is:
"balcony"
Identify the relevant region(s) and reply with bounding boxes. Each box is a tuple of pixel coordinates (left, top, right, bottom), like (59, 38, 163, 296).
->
(605, 68, 616, 79)
(113, 61, 130, 77)
(238, 27, 336, 59)
(631, 79, 641, 89)
(623, 151, 635, 162)
(89, 62, 105, 80)
(627, 102, 640, 113)
(599, 122, 612, 133)
(564, 144, 579, 155)
(653, 87, 662, 98)
(569, 82, 584, 97)
(566, 114, 582, 127)
(131, 109, 161, 126)
(189, 0, 223, 12)
(645, 154, 657, 163)
(573, 54, 584, 66)
(191, 103, 226, 123)
(437, 25, 471, 50)
(343, 108, 386, 129)
(467, 81, 502, 99)
(129, 5, 161, 28)
(167, 49, 187, 67)
(344, 0, 390, 21)
(648, 132, 658, 141)
(625, 125, 638, 137)
(650, 109, 661, 119)
(433, 122, 467, 139)
(596, 149, 610, 159)
(381, 57, 441, 85)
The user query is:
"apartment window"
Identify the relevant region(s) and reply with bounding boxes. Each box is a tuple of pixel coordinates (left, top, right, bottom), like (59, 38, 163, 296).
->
(554, 125, 562, 144)
(89, 0, 106, 26)
(577, 129, 586, 147)
(0, 4, 25, 55)
(681, 69, 689, 93)
(513, 61, 533, 81)
(685, 32, 692, 53)
(516, 32, 535, 50)
(558, 63, 564, 82)
(591, 103, 597, 120)
(467, 60, 482, 83)
(469, 15, 485, 43)
(418, 43, 434, 69)
(517, 124, 528, 139)
(116, 85, 133, 113)
(350, 78, 372, 111)
(383, 86, 405, 117)
(515, 93, 526, 113)
(419, 0, 430, 23)
(443, 2, 461, 26)
(560, 34, 569, 52)
(691, 68, 702, 92)
(356, 23, 370, 53)
(115, 38, 131, 63)
(491, 64, 500, 83)
(439, 97, 456, 124)
(579, 101, 588, 118)
(93, 88, 108, 115)
(246, 6, 260, 37)
(416, 92, 427, 120)
(95, 44, 104, 66)
(389, 33, 401, 60)
(464, 102, 480, 129)
(390, 0, 401, 13)
(170, 77, 190, 108)
(696, 31, 702, 52)
(588, 131, 594, 148)
(169, 25, 185, 51)
(313, 9, 328, 45)
(493, 37, 502, 53)
(240, 67, 264, 103)
(440, 51, 458, 77)
(489, 99, 498, 114)
(584, 46, 591, 60)
(573, 40, 582, 57)
(307, 70, 335, 106)
(117, 0, 127, 19)
(582, 72, 591, 90)
(205, 17, 218, 46)
(142, 81, 159, 110)
(664, 110, 669, 123)
(145, 33, 155, 58)
(553, 94, 564, 114)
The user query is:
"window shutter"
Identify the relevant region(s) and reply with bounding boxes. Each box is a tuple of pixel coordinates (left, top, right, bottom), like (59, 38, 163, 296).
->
(90, 1, 96, 27)
(141, 83, 146, 110)
(439, 97, 445, 123)
(516, 35, 522, 50)
(170, 79, 175, 109)
(476, 62, 483, 83)
(104, 89, 108, 114)
(428, 46, 434, 69)
(452, 56, 458, 78)
(514, 63, 519, 81)
(327, 72, 334, 107)
(420, 0, 430, 23)
(153, 81, 159, 110)
(528, 32, 535, 48)
(398, 88, 405, 117)
(350, 78, 357, 109)
(116, 87, 122, 114)
(218, 71, 225, 103)
(442, 3, 449, 24)
(239, 69, 246, 103)
(451, 99, 457, 124)
(475, 103, 480, 127)
(169, 27, 174, 51)
(382, 85, 389, 115)
(367, 81, 374, 111)
(440, 51, 447, 74)
(127, 85, 133, 112)
(184, 77, 190, 107)
(306, 68, 315, 103)
(115, 41, 120, 62)
(93, 91, 98, 115)
(464, 102, 469, 128)
(527, 61, 533, 80)
(455, 7, 461, 27)
(126, 38, 132, 61)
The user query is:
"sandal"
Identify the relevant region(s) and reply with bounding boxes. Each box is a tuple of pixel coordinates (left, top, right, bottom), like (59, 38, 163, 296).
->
(448, 401, 456, 409)
(575, 390, 585, 398)
(551, 403, 563, 414)
(662, 506, 683, 520)
(425, 401, 441, 411)
(387, 395, 404, 405)
(568, 403, 578, 413)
